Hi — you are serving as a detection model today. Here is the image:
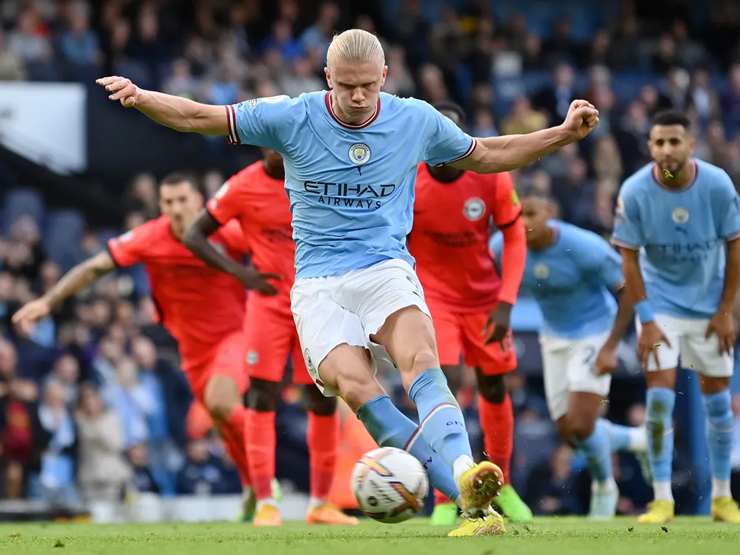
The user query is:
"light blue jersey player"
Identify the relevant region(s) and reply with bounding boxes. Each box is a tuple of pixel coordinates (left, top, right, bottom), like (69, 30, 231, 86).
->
(96, 29, 601, 535)
(612, 110, 740, 524)
(491, 190, 647, 520)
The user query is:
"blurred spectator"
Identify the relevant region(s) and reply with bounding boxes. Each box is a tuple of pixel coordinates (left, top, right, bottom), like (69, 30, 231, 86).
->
(615, 100, 651, 175)
(279, 56, 323, 99)
(7, 9, 53, 63)
(261, 19, 303, 63)
(176, 437, 240, 495)
(5, 216, 46, 282)
(162, 58, 195, 98)
(105, 357, 155, 449)
(383, 47, 415, 97)
(542, 19, 583, 68)
(652, 34, 681, 76)
(75, 383, 131, 503)
(533, 64, 576, 126)
(127, 443, 159, 494)
(607, 15, 640, 71)
(671, 19, 707, 70)
(0, 340, 43, 499)
(662, 67, 691, 112)
(58, 1, 101, 67)
(721, 65, 740, 139)
(46, 354, 80, 407)
(125, 173, 158, 220)
(418, 63, 448, 104)
(592, 135, 624, 182)
(500, 96, 547, 136)
(392, 0, 429, 68)
(300, 1, 339, 66)
(202, 169, 225, 199)
(0, 28, 26, 80)
(524, 445, 582, 515)
(688, 68, 721, 127)
(35, 379, 76, 502)
(551, 157, 593, 227)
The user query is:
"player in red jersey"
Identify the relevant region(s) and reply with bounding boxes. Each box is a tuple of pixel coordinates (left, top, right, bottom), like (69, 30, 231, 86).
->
(182, 148, 356, 527)
(408, 102, 533, 525)
(12, 173, 276, 518)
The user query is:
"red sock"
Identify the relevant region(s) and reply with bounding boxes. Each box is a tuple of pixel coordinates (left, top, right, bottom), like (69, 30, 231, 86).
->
(307, 412, 339, 500)
(478, 393, 514, 484)
(219, 405, 251, 487)
(246, 409, 276, 500)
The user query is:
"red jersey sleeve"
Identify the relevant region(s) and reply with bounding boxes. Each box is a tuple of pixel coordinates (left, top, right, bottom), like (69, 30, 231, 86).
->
(107, 225, 151, 267)
(207, 176, 247, 225)
(220, 219, 250, 255)
(491, 172, 522, 229)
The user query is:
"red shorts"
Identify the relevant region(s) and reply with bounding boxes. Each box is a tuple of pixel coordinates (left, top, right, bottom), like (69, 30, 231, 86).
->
(429, 301, 517, 375)
(185, 330, 250, 401)
(243, 295, 312, 385)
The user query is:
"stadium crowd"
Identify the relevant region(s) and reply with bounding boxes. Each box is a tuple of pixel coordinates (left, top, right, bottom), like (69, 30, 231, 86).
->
(2, 0, 740, 516)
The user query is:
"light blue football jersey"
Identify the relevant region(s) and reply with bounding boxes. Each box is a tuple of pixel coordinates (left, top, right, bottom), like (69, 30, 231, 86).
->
(491, 221, 624, 339)
(227, 92, 476, 279)
(612, 159, 740, 319)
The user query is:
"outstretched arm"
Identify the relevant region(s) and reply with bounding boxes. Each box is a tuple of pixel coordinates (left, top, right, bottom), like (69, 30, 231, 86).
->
(97, 76, 228, 135)
(183, 210, 281, 296)
(453, 100, 600, 174)
(12, 251, 115, 333)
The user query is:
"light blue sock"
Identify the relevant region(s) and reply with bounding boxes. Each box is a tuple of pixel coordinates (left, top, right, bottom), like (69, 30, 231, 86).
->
(572, 419, 613, 484)
(602, 418, 635, 452)
(646, 387, 675, 484)
(408, 367, 473, 469)
(356, 394, 460, 503)
(702, 390, 733, 484)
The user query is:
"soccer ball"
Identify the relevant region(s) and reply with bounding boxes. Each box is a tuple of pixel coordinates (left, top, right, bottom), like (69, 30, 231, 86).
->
(351, 447, 429, 524)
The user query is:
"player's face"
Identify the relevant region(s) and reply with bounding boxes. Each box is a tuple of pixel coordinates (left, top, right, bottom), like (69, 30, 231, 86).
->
(520, 196, 552, 243)
(158, 182, 203, 236)
(648, 124, 696, 176)
(325, 60, 387, 124)
(262, 148, 284, 172)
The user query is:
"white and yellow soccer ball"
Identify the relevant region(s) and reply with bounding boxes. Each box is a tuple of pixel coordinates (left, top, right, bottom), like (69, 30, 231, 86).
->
(351, 447, 429, 524)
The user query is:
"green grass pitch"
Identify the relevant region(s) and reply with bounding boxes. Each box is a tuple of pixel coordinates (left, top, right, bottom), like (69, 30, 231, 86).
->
(1, 517, 738, 555)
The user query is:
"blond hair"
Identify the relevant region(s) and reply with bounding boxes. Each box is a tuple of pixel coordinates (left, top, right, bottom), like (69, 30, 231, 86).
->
(326, 29, 385, 68)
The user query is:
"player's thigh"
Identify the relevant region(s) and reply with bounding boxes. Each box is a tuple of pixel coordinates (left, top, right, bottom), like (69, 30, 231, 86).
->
(340, 260, 437, 378)
(244, 297, 293, 384)
(636, 314, 681, 373)
(292, 276, 370, 398)
(203, 331, 248, 419)
(426, 301, 464, 368)
(681, 317, 734, 385)
(372, 305, 439, 390)
(460, 310, 517, 378)
(540, 338, 570, 423)
(319, 343, 385, 412)
(291, 332, 337, 415)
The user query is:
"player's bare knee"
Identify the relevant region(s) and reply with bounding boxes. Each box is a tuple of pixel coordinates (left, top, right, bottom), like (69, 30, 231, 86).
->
(699, 376, 730, 395)
(645, 368, 676, 390)
(336, 370, 384, 412)
(477, 373, 507, 404)
(248, 378, 280, 412)
(569, 418, 596, 441)
(306, 385, 337, 416)
(204, 376, 240, 421)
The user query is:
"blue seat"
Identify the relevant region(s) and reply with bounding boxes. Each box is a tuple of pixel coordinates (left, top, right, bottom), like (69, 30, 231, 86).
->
(2, 188, 45, 233)
(43, 209, 85, 271)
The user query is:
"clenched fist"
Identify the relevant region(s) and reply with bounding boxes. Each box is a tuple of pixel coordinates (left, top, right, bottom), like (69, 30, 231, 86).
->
(96, 76, 140, 107)
(561, 99, 600, 141)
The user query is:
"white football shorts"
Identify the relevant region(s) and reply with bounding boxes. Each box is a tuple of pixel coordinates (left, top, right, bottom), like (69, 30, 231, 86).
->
(540, 332, 612, 421)
(290, 259, 431, 396)
(636, 313, 733, 377)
